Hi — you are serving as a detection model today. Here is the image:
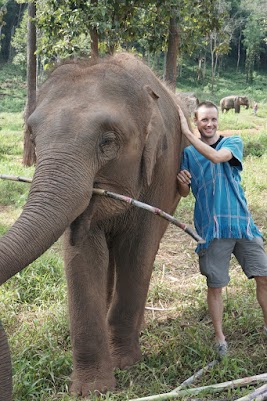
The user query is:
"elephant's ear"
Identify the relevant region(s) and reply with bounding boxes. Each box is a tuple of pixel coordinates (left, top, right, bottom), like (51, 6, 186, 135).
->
(142, 85, 165, 187)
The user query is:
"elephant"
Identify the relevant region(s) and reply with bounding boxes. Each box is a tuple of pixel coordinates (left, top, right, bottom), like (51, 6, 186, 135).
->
(0, 52, 188, 397)
(220, 95, 249, 113)
(0, 320, 12, 401)
(176, 92, 199, 116)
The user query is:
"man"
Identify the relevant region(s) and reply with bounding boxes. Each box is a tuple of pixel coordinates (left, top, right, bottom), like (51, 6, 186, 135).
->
(177, 101, 267, 357)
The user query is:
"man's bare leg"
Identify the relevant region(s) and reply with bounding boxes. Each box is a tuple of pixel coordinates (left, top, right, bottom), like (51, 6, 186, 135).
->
(207, 287, 226, 344)
(254, 276, 267, 331)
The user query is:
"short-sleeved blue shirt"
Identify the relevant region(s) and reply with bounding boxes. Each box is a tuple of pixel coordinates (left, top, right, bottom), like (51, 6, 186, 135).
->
(181, 135, 262, 253)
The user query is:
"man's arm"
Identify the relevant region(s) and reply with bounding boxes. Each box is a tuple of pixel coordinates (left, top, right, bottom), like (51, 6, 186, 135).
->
(178, 107, 233, 163)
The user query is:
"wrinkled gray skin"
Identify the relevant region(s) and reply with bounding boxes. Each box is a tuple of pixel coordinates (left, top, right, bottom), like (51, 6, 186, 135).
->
(220, 95, 249, 113)
(0, 53, 187, 397)
(176, 92, 199, 116)
(0, 321, 12, 401)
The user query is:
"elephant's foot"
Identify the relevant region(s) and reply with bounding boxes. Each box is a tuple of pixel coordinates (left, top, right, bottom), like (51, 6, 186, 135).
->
(111, 343, 143, 370)
(70, 372, 116, 397)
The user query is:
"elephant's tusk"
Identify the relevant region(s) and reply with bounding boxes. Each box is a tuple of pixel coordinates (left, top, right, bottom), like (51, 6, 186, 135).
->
(0, 174, 205, 244)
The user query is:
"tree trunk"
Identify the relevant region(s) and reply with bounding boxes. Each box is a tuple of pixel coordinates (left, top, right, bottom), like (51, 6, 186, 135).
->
(164, 15, 179, 92)
(210, 34, 216, 93)
(90, 0, 98, 60)
(23, 2, 37, 167)
(90, 27, 98, 60)
(236, 30, 241, 72)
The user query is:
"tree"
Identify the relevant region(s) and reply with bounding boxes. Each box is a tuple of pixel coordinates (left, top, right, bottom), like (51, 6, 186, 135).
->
(0, 3, 7, 54)
(165, 13, 179, 90)
(0, 0, 25, 62)
(241, 0, 267, 82)
(23, 1, 37, 166)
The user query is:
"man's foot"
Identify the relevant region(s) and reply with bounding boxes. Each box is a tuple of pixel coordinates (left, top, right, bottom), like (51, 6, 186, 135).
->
(215, 341, 228, 358)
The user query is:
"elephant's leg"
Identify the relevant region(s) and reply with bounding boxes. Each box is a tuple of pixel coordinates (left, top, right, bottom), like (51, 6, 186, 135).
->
(0, 320, 12, 401)
(64, 228, 116, 396)
(108, 214, 167, 370)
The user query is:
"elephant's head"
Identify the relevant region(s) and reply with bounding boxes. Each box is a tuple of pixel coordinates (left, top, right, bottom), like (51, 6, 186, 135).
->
(0, 57, 178, 284)
(237, 96, 249, 109)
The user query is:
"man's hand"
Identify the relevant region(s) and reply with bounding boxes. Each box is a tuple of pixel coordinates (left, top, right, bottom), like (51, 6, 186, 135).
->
(177, 169, 191, 197)
(177, 105, 193, 138)
(177, 169, 191, 185)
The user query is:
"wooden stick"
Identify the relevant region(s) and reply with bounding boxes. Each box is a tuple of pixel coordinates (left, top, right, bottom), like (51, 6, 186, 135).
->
(235, 384, 267, 401)
(171, 360, 218, 392)
(128, 373, 267, 401)
(0, 174, 205, 244)
(0, 174, 33, 183)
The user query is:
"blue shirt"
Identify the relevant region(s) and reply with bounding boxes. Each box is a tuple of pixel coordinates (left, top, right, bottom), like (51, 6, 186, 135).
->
(181, 135, 262, 253)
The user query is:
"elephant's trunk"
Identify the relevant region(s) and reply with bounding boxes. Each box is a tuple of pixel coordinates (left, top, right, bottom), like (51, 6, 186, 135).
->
(0, 148, 93, 284)
(0, 321, 12, 401)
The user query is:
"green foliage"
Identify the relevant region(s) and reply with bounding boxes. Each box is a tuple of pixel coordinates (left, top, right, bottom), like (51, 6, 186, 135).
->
(241, 0, 267, 82)
(0, 2, 7, 51)
(11, 7, 27, 68)
(32, 0, 232, 68)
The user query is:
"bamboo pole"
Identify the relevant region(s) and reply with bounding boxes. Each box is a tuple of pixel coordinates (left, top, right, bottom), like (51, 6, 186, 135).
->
(235, 384, 267, 401)
(0, 174, 205, 244)
(171, 360, 218, 392)
(0, 174, 32, 183)
(128, 373, 267, 401)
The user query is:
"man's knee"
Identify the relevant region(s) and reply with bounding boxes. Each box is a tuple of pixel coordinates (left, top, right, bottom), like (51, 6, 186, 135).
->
(208, 286, 224, 296)
(254, 276, 267, 288)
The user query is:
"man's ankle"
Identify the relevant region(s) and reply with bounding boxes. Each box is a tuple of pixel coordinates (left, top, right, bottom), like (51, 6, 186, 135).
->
(215, 335, 226, 344)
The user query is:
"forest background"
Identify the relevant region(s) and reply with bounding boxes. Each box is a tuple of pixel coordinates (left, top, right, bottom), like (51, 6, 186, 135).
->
(1, 0, 267, 90)
(0, 1, 267, 401)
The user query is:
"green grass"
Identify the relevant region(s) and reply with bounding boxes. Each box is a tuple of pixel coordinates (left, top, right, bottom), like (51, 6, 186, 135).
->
(0, 63, 266, 401)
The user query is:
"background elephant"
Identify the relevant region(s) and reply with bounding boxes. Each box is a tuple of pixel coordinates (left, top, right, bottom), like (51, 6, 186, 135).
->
(0, 53, 187, 397)
(220, 95, 249, 113)
(0, 321, 12, 401)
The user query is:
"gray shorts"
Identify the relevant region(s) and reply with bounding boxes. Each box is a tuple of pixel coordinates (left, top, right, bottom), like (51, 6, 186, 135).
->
(198, 237, 267, 288)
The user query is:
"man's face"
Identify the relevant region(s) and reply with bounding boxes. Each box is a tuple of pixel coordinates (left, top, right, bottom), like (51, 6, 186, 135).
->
(194, 106, 218, 141)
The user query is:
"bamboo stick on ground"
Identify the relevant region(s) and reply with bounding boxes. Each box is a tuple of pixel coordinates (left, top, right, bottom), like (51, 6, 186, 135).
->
(235, 384, 267, 401)
(171, 360, 218, 392)
(0, 174, 205, 243)
(128, 373, 267, 401)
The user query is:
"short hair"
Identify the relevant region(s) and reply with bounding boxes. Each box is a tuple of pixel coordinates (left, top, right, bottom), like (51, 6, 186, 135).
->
(194, 101, 218, 119)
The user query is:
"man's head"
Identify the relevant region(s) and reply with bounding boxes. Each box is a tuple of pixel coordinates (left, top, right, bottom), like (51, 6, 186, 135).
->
(194, 101, 219, 143)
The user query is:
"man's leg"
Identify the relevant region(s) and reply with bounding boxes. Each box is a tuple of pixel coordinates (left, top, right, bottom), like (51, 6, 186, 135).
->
(254, 276, 267, 330)
(207, 286, 228, 356)
(233, 237, 267, 333)
(207, 286, 226, 343)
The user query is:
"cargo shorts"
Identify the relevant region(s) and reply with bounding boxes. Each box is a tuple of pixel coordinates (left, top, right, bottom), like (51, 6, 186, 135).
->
(198, 236, 267, 288)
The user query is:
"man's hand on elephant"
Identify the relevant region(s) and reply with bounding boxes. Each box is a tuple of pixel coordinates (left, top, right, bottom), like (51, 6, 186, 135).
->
(177, 169, 191, 185)
(177, 105, 193, 138)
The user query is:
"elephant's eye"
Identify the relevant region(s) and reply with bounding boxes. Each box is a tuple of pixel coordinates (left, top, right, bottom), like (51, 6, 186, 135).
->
(99, 131, 120, 158)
